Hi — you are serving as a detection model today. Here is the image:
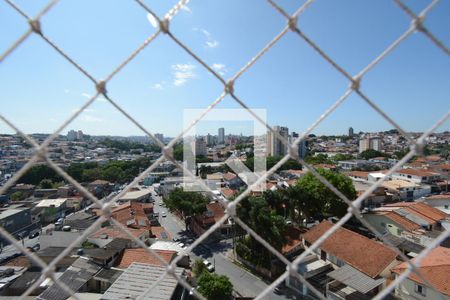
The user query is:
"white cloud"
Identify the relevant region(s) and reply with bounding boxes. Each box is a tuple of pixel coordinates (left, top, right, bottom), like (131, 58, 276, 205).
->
(193, 28, 219, 49)
(181, 5, 191, 13)
(172, 63, 196, 86)
(81, 114, 103, 122)
(206, 40, 219, 48)
(151, 83, 164, 90)
(211, 63, 227, 75)
(81, 92, 92, 99)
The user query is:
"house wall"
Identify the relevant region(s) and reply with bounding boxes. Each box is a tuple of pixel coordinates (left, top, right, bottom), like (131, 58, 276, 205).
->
(395, 276, 450, 300)
(363, 214, 401, 236)
(392, 173, 424, 184)
(0, 208, 32, 243)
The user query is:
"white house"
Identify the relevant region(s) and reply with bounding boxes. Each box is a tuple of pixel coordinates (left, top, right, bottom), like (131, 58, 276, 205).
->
(392, 168, 440, 184)
(392, 247, 450, 300)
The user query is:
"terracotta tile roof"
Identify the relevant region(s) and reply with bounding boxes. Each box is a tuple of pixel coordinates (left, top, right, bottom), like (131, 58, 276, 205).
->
(223, 172, 237, 181)
(116, 248, 176, 269)
(425, 193, 450, 200)
(282, 227, 307, 254)
(435, 164, 450, 171)
(385, 202, 446, 223)
(207, 202, 225, 223)
(392, 247, 450, 296)
(347, 171, 370, 178)
(405, 202, 447, 222)
(315, 164, 336, 169)
(90, 226, 148, 240)
(302, 220, 397, 278)
(384, 212, 421, 231)
(284, 169, 305, 175)
(111, 201, 151, 229)
(151, 226, 172, 240)
(90, 179, 110, 185)
(425, 155, 442, 162)
(396, 168, 438, 177)
(221, 188, 238, 199)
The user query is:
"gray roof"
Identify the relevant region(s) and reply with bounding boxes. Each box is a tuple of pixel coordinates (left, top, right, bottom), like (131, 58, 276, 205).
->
(327, 265, 385, 294)
(7, 271, 41, 291)
(382, 233, 424, 254)
(101, 263, 184, 300)
(37, 247, 77, 257)
(39, 232, 84, 250)
(84, 238, 129, 261)
(93, 268, 123, 284)
(37, 258, 101, 300)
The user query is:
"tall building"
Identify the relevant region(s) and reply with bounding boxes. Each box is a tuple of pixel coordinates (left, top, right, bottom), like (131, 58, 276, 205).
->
(192, 138, 207, 157)
(291, 132, 308, 158)
(359, 137, 370, 153)
(154, 133, 164, 144)
(67, 130, 83, 141)
(67, 130, 77, 141)
(267, 126, 289, 156)
(348, 127, 354, 137)
(359, 136, 383, 153)
(205, 133, 213, 146)
(218, 128, 225, 145)
(370, 137, 382, 152)
(76, 130, 84, 140)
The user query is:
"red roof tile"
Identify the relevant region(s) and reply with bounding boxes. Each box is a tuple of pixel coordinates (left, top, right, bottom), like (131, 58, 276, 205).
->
(392, 247, 450, 296)
(282, 227, 307, 254)
(396, 168, 438, 177)
(90, 226, 148, 240)
(207, 202, 225, 223)
(384, 212, 421, 231)
(302, 220, 397, 278)
(116, 248, 176, 269)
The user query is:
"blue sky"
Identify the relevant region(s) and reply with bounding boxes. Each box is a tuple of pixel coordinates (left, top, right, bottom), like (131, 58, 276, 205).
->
(1, 0, 449, 137)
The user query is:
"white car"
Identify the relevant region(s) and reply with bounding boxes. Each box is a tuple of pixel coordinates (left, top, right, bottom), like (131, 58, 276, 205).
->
(161, 212, 167, 217)
(203, 260, 215, 272)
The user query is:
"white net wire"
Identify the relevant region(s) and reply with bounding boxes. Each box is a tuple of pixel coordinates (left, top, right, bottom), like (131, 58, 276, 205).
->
(1, 0, 449, 299)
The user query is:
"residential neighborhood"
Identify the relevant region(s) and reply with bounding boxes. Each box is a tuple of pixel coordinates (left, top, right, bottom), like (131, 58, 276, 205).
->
(0, 127, 449, 300)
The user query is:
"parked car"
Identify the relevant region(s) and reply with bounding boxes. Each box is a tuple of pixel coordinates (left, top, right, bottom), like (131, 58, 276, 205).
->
(203, 260, 215, 272)
(173, 237, 180, 242)
(32, 244, 40, 252)
(161, 212, 167, 217)
(28, 231, 40, 239)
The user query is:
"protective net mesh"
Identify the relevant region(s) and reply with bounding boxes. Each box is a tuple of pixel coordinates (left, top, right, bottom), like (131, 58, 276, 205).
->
(1, 0, 449, 299)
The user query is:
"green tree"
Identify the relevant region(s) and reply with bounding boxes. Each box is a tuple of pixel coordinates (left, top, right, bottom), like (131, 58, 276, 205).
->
(359, 149, 387, 160)
(197, 272, 233, 300)
(39, 179, 54, 189)
(192, 259, 207, 277)
(304, 153, 333, 165)
(296, 168, 357, 218)
(164, 188, 208, 229)
(332, 153, 354, 162)
(18, 164, 62, 185)
(10, 191, 24, 201)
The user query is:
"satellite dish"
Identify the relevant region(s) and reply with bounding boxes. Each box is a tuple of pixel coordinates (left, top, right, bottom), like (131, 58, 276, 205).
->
(147, 13, 158, 28)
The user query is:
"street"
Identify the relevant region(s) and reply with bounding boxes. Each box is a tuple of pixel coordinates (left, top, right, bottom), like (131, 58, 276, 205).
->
(151, 188, 289, 299)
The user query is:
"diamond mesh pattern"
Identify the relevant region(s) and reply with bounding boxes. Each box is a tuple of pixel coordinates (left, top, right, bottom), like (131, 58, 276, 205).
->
(1, 0, 449, 299)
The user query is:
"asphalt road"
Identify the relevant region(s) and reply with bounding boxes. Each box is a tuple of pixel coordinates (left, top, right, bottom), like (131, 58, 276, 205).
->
(152, 188, 289, 299)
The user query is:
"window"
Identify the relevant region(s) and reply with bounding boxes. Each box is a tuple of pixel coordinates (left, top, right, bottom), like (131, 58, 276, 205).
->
(415, 284, 426, 296)
(445, 205, 449, 210)
(320, 250, 327, 261)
